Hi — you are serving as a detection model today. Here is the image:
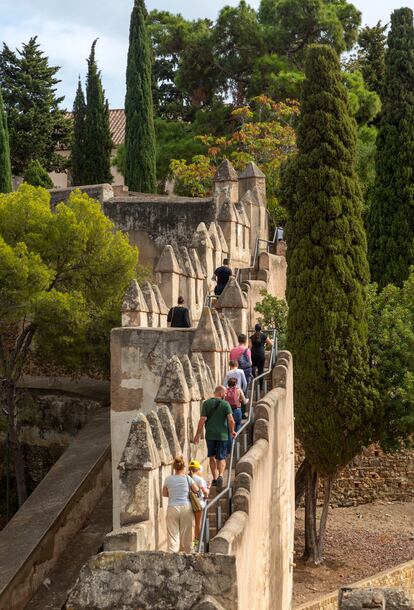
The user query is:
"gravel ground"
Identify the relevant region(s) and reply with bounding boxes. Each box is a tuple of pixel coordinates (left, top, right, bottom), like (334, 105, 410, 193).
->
(293, 501, 414, 607)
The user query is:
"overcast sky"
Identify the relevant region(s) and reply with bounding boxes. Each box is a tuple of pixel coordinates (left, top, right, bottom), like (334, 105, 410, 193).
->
(0, 0, 407, 109)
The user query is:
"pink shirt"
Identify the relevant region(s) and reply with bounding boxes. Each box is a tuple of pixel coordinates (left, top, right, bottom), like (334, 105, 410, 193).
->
(230, 346, 252, 364)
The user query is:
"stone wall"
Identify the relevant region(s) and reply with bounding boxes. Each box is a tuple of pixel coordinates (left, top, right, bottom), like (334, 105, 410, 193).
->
(296, 441, 414, 507)
(210, 351, 295, 610)
(65, 351, 295, 610)
(294, 559, 414, 610)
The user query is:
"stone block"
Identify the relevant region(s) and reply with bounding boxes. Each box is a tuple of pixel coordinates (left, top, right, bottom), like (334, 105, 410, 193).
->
(253, 418, 269, 442)
(104, 522, 152, 552)
(233, 487, 250, 514)
(155, 355, 191, 404)
(157, 405, 182, 458)
(146, 410, 173, 466)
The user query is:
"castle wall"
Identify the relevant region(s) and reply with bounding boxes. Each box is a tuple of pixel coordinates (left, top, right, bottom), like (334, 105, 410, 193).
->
(209, 352, 295, 610)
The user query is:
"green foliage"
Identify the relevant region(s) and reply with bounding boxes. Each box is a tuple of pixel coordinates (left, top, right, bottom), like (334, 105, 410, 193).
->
(343, 70, 381, 126)
(255, 289, 288, 347)
(259, 0, 361, 63)
(281, 45, 375, 475)
(356, 125, 377, 212)
(169, 97, 298, 225)
(149, 0, 360, 117)
(0, 184, 138, 375)
(23, 160, 53, 188)
(367, 8, 414, 289)
(71, 79, 87, 186)
(357, 21, 387, 95)
(125, 0, 157, 193)
(0, 87, 11, 193)
(367, 274, 414, 452)
(0, 37, 70, 175)
(83, 40, 113, 185)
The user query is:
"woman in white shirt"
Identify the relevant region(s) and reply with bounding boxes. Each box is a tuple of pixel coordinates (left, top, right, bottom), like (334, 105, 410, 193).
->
(163, 455, 199, 552)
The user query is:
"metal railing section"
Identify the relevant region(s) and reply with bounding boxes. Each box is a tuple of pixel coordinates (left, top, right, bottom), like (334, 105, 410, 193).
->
(198, 329, 278, 552)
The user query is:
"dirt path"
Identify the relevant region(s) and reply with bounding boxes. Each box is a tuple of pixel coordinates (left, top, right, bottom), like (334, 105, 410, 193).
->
(293, 501, 414, 607)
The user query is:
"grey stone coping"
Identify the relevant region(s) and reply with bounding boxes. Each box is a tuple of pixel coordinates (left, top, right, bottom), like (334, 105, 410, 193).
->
(18, 375, 109, 402)
(0, 408, 110, 598)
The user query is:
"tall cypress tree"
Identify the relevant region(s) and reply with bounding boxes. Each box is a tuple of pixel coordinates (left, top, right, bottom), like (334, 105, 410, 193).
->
(71, 78, 87, 186)
(281, 45, 374, 563)
(125, 0, 156, 193)
(367, 8, 414, 289)
(0, 87, 12, 193)
(83, 40, 113, 185)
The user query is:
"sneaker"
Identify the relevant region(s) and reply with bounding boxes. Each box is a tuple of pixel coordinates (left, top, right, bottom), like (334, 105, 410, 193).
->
(212, 479, 218, 487)
(216, 476, 224, 488)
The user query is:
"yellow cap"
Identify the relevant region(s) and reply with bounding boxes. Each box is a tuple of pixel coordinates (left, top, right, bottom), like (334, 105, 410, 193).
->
(189, 460, 201, 470)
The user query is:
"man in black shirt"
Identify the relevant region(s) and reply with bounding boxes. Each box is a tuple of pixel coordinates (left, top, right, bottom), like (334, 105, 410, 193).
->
(214, 258, 232, 296)
(167, 296, 191, 328)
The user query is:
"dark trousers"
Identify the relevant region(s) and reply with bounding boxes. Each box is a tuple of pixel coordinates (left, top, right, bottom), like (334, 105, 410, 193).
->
(227, 408, 242, 455)
(252, 355, 265, 389)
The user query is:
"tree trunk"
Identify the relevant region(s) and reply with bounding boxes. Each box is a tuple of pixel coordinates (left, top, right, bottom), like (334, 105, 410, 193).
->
(317, 474, 334, 559)
(303, 466, 335, 565)
(295, 458, 310, 510)
(303, 465, 319, 562)
(3, 379, 27, 506)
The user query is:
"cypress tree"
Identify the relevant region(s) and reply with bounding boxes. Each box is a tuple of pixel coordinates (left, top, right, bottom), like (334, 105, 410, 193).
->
(0, 87, 12, 193)
(367, 8, 414, 289)
(282, 45, 374, 563)
(124, 0, 156, 193)
(71, 78, 87, 186)
(83, 40, 113, 185)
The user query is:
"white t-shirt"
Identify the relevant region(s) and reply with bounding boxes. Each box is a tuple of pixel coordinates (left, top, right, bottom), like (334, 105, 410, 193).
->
(164, 474, 191, 507)
(192, 473, 208, 508)
(224, 368, 247, 391)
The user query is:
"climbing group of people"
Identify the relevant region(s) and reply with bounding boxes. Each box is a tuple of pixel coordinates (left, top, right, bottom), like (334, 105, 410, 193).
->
(163, 257, 273, 552)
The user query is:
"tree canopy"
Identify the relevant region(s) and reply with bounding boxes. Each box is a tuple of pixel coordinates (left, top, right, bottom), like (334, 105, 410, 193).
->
(281, 44, 375, 563)
(0, 87, 11, 193)
(0, 37, 70, 175)
(125, 0, 157, 193)
(0, 185, 137, 504)
(367, 8, 414, 289)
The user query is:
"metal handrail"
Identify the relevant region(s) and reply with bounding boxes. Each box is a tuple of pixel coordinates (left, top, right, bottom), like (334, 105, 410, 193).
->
(197, 329, 278, 552)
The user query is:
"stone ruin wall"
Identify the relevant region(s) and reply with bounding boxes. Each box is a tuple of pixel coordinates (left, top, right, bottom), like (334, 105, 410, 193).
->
(296, 440, 414, 507)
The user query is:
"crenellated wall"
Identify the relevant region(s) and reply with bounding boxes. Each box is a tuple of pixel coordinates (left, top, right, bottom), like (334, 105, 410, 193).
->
(65, 351, 295, 610)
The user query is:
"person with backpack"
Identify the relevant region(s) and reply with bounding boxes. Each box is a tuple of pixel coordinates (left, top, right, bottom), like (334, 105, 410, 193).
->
(225, 378, 246, 454)
(214, 258, 232, 296)
(230, 334, 253, 388)
(193, 386, 236, 489)
(188, 460, 209, 550)
(223, 359, 247, 392)
(249, 324, 273, 390)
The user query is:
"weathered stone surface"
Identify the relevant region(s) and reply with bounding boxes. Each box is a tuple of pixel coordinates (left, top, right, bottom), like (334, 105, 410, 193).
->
(239, 161, 265, 180)
(209, 511, 248, 555)
(236, 439, 268, 478)
(216, 224, 229, 255)
(152, 284, 170, 315)
(219, 314, 235, 351)
(65, 551, 238, 610)
(194, 596, 228, 610)
(118, 413, 160, 471)
(191, 353, 211, 399)
(339, 587, 413, 609)
(189, 248, 206, 279)
(104, 522, 152, 552)
(155, 245, 181, 274)
(155, 355, 191, 404)
(191, 222, 214, 250)
(146, 410, 173, 465)
(211, 308, 228, 351)
(216, 277, 247, 309)
(157, 405, 182, 457)
(181, 355, 202, 401)
(234, 471, 253, 493)
(253, 418, 269, 443)
(141, 282, 160, 314)
(122, 280, 149, 313)
(192, 307, 221, 352)
(217, 197, 237, 223)
(214, 159, 238, 182)
(233, 487, 250, 514)
(272, 364, 287, 389)
(180, 246, 196, 278)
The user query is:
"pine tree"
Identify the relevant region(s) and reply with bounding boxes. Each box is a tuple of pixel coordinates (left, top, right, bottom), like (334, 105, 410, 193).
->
(23, 159, 53, 188)
(0, 87, 12, 193)
(281, 45, 374, 563)
(357, 21, 387, 96)
(367, 8, 414, 289)
(0, 37, 70, 175)
(71, 78, 87, 186)
(83, 40, 113, 185)
(125, 0, 156, 193)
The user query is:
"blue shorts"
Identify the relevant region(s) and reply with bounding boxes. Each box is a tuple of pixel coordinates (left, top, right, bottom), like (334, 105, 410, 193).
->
(207, 439, 228, 461)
